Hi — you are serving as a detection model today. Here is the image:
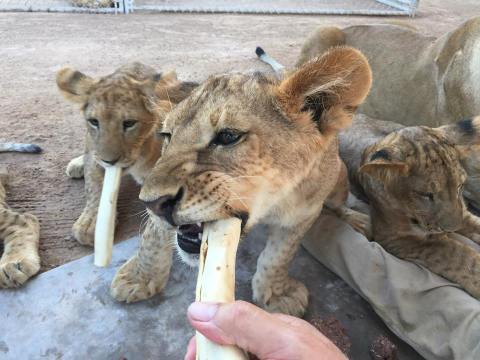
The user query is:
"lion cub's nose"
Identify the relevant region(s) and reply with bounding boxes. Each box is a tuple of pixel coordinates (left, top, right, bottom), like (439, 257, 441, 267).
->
(143, 188, 184, 226)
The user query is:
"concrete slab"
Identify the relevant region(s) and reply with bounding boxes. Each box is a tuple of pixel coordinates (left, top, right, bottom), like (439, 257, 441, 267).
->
(0, 226, 422, 360)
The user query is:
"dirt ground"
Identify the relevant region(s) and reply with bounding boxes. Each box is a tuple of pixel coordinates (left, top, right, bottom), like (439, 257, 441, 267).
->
(0, 0, 479, 272)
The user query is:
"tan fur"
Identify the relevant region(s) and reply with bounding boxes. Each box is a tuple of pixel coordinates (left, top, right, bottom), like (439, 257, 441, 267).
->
(337, 116, 480, 299)
(458, 144, 480, 210)
(127, 47, 373, 316)
(57, 62, 197, 246)
(0, 170, 40, 288)
(298, 18, 480, 127)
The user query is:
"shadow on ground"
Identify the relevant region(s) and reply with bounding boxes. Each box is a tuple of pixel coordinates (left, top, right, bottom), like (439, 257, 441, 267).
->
(1, 225, 422, 360)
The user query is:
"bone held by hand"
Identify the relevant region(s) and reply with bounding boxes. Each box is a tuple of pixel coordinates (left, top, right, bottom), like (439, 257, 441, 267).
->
(94, 165, 122, 267)
(195, 218, 248, 360)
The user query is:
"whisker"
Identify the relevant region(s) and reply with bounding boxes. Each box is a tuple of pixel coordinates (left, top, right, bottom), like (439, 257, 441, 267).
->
(137, 214, 150, 238)
(164, 87, 173, 112)
(128, 209, 148, 218)
(223, 183, 248, 209)
(216, 174, 263, 183)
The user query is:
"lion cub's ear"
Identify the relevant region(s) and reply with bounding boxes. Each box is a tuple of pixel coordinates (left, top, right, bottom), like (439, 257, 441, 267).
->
(144, 71, 198, 115)
(359, 148, 409, 182)
(56, 67, 94, 104)
(438, 116, 480, 146)
(136, 71, 180, 114)
(276, 46, 372, 135)
(155, 70, 178, 87)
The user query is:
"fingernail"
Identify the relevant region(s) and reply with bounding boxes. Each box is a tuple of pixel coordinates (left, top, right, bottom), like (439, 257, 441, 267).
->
(188, 302, 219, 322)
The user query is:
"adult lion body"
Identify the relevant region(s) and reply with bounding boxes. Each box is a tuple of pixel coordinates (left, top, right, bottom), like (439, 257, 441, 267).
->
(56, 62, 197, 246)
(298, 17, 480, 127)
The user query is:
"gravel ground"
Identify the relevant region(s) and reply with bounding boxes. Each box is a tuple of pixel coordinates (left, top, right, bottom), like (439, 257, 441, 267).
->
(0, 0, 478, 272)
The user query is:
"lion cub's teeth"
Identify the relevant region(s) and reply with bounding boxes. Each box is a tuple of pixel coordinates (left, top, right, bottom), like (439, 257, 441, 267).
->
(197, 222, 202, 227)
(198, 233, 202, 240)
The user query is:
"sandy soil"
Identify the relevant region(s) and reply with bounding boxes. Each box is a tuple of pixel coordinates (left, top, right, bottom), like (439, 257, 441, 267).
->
(0, 0, 478, 272)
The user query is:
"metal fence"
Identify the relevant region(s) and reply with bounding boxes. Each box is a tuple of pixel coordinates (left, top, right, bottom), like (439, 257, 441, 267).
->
(0, 0, 418, 16)
(133, 0, 418, 16)
(0, 0, 133, 13)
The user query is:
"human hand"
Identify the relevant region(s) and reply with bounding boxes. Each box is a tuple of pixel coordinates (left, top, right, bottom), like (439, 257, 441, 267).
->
(184, 300, 347, 360)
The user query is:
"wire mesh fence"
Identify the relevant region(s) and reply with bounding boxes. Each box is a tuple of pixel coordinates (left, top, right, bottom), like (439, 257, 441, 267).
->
(133, 0, 418, 16)
(0, 0, 417, 15)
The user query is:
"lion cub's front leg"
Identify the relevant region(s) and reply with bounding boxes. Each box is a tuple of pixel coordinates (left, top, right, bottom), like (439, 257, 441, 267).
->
(253, 218, 317, 317)
(385, 234, 480, 299)
(72, 153, 103, 246)
(110, 219, 174, 303)
(0, 179, 40, 288)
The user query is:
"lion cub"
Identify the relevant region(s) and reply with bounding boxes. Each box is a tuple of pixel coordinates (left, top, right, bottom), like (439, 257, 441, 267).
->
(136, 47, 372, 316)
(337, 115, 480, 299)
(0, 143, 42, 287)
(56, 63, 197, 246)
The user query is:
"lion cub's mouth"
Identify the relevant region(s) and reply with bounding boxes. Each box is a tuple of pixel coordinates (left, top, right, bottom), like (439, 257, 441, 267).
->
(176, 213, 248, 255)
(177, 223, 203, 254)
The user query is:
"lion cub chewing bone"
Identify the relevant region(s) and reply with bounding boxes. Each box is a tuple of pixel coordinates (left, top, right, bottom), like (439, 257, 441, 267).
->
(137, 47, 372, 317)
(56, 62, 197, 248)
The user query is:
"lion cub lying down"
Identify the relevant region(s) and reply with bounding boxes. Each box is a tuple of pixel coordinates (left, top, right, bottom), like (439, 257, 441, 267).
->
(56, 62, 197, 246)
(336, 115, 480, 299)
(0, 172, 40, 288)
(133, 47, 372, 316)
(0, 143, 42, 287)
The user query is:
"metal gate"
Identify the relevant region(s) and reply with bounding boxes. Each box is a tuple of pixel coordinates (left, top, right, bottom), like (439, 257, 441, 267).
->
(0, 0, 418, 16)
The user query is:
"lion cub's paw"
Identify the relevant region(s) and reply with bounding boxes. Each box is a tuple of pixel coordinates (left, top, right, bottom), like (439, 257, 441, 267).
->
(110, 256, 167, 303)
(0, 256, 40, 288)
(253, 277, 309, 317)
(72, 212, 96, 246)
(66, 155, 85, 179)
(344, 210, 371, 239)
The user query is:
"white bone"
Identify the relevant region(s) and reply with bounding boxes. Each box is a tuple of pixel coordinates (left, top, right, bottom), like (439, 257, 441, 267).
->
(94, 166, 122, 267)
(195, 218, 247, 360)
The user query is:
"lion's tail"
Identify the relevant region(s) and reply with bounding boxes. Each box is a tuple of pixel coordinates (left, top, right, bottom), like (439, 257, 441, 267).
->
(0, 142, 42, 153)
(255, 46, 285, 79)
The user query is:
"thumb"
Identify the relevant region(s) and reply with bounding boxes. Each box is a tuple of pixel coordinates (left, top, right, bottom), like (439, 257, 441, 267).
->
(187, 300, 293, 357)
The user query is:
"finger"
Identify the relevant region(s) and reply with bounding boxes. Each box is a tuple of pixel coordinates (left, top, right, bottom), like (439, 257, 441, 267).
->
(184, 336, 196, 360)
(187, 300, 294, 357)
(272, 313, 303, 326)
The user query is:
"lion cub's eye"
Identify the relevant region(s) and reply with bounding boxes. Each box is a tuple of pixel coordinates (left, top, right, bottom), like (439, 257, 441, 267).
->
(212, 129, 244, 147)
(123, 120, 137, 131)
(87, 118, 99, 128)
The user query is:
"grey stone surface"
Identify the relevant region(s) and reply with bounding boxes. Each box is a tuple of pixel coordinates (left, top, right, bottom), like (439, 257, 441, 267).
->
(0, 226, 422, 360)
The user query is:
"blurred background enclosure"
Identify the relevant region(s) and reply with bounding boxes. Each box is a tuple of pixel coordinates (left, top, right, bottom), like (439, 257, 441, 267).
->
(0, 0, 418, 16)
